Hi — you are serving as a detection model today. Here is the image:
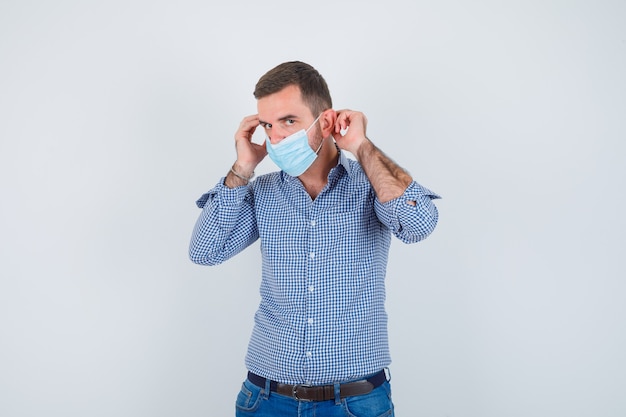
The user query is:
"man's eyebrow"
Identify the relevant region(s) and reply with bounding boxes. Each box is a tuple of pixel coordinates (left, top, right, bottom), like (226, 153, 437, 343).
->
(259, 114, 299, 125)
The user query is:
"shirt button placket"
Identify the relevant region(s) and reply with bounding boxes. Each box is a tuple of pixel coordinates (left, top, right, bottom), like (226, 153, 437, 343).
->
(304, 213, 318, 378)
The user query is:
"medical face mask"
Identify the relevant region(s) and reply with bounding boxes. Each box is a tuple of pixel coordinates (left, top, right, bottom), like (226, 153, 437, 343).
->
(266, 114, 323, 177)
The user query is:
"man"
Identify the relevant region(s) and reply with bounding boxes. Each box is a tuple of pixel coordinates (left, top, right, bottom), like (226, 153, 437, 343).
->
(189, 61, 440, 416)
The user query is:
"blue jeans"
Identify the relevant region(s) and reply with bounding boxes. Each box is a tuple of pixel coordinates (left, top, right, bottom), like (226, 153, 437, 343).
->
(235, 377, 394, 417)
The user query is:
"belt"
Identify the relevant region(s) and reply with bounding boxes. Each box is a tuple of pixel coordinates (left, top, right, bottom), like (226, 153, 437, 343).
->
(247, 369, 387, 402)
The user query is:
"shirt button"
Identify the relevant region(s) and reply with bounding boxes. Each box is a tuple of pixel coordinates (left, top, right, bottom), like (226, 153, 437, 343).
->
(308, 318, 314, 324)
(306, 351, 312, 358)
(308, 285, 315, 293)
(310, 220, 316, 227)
(309, 252, 315, 259)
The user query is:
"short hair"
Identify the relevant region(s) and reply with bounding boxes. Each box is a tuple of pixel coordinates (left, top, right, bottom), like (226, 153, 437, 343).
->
(254, 61, 332, 116)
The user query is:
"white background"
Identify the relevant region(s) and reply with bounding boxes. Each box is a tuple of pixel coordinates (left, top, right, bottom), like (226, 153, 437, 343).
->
(1, 1, 625, 416)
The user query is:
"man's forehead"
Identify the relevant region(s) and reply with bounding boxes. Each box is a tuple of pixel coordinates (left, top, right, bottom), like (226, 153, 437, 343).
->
(257, 85, 309, 113)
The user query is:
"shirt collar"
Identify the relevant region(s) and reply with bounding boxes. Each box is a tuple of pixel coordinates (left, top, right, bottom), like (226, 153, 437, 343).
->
(336, 148, 352, 177)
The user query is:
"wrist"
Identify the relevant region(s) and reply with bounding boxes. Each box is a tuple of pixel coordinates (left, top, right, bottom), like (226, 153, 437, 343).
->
(230, 163, 255, 182)
(232, 161, 256, 179)
(354, 137, 374, 162)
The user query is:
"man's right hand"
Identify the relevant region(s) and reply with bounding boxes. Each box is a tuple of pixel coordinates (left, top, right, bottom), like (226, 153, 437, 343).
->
(225, 115, 267, 188)
(234, 114, 267, 174)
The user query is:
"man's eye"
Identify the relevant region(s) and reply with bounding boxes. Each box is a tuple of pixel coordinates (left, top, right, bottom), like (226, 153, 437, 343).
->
(286, 119, 295, 126)
(262, 123, 272, 129)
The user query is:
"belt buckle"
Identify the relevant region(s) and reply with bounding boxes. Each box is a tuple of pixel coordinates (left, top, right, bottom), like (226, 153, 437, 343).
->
(292, 384, 313, 402)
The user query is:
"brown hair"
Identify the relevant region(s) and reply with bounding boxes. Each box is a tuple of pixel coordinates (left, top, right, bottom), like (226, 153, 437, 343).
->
(253, 61, 332, 116)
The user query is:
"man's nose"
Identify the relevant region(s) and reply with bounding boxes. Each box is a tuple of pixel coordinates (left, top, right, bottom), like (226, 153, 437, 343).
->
(268, 128, 289, 144)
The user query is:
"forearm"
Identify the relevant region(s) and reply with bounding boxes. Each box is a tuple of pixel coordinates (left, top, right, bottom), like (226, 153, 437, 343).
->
(189, 184, 258, 265)
(355, 139, 413, 203)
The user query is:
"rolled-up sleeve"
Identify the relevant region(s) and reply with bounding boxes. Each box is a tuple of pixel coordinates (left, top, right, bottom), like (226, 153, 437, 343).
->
(374, 181, 440, 244)
(189, 179, 258, 266)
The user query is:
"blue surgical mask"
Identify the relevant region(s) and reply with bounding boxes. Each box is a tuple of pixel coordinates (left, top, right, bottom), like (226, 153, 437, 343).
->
(266, 114, 323, 177)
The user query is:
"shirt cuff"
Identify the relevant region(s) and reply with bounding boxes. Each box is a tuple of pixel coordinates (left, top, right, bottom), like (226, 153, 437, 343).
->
(375, 181, 440, 226)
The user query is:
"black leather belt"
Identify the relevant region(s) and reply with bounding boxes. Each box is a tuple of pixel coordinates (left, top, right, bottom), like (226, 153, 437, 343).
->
(247, 369, 387, 402)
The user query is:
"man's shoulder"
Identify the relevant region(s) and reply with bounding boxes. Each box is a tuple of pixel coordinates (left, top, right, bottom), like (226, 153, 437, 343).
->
(251, 170, 284, 191)
(344, 157, 369, 184)
(256, 170, 282, 182)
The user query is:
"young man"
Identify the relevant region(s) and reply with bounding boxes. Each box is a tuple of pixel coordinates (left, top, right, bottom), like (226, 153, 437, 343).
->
(189, 61, 440, 416)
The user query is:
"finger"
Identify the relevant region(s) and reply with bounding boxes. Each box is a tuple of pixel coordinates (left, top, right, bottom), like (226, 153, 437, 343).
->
(334, 118, 342, 133)
(241, 115, 260, 129)
(334, 111, 348, 133)
(238, 117, 262, 140)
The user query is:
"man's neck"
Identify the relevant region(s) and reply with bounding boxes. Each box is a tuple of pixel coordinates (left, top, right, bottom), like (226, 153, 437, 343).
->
(298, 137, 339, 199)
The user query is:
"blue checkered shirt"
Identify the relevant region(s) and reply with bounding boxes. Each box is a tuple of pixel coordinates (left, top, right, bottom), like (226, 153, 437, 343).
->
(189, 151, 440, 385)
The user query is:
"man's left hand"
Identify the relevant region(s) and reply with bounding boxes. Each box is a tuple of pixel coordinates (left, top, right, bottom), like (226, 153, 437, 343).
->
(333, 109, 369, 155)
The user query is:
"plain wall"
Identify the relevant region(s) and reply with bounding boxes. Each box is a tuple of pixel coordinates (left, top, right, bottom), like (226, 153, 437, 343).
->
(1, 1, 625, 416)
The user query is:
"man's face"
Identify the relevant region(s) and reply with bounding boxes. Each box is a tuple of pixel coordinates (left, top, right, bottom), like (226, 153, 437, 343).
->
(257, 84, 319, 145)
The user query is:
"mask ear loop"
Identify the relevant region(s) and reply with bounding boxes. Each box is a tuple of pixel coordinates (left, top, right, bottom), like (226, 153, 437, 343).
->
(308, 113, 325, 155)
(305, 113, 323, 133)
(314, 138, 324, 154)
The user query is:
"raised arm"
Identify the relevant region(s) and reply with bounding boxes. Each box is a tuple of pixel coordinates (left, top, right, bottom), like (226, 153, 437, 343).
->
(189, 115, 268, 265)
(333, 110, 413, 203)
(333, 109, 440, 243)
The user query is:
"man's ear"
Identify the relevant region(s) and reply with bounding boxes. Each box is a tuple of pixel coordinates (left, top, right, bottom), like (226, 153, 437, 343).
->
(321, 109, 337, 137)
